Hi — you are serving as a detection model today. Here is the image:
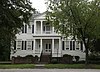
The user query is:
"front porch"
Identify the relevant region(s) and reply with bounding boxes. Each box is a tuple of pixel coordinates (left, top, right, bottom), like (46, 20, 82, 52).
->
(33, 38, 62, 58)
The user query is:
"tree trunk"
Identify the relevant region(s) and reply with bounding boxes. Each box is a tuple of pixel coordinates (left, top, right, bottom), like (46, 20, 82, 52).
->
(85, 45, 89, 65)
(83, 38, 89, 65)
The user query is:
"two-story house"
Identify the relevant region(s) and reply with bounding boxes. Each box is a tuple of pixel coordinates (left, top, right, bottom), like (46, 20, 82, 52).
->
(10, 12, 85, 62)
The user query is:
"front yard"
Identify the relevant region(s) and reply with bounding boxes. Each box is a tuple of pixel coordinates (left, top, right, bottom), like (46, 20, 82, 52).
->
(0, 64, 100, 69)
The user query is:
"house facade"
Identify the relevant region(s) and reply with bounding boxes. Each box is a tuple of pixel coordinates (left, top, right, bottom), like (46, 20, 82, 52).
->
(10, 12, 85, 62)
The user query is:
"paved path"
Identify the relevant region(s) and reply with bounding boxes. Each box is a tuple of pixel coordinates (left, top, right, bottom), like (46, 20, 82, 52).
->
(0, 69, 100, 72)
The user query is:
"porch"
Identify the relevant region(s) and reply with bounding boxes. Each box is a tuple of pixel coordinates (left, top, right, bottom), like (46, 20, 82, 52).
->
(33, 39, 62, 57)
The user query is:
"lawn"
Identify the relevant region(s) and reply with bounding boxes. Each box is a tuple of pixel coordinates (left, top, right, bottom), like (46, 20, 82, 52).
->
(0, 64, 35, 69)
(45, 64, 100, 69)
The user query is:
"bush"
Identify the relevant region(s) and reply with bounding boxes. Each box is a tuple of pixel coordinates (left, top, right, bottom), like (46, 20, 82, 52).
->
(51, 58, 58, 64)
(61, 54, 73, 64)
(75, 56, 80, 62)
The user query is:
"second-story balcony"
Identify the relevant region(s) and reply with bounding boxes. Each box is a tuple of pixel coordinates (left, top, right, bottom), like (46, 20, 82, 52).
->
(35, 21, 55, 35)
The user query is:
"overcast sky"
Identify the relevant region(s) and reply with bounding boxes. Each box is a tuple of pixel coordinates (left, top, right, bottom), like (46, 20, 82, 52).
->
(30, 0, 47, 13)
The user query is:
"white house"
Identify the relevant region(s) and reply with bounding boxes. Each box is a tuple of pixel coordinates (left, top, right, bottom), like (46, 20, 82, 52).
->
(10, 12, 85, 61)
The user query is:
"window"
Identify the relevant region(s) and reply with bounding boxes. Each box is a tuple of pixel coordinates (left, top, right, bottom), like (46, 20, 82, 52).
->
(70, 41, 75, 50)
(43, 21, 51, 34)
(22, 25, 27, 33)
(76, 41, 80, 50)
(65, 41, 69, 50)
(22, 41, 27, 50)
(16, 41, 21, 50)
(27, 41, 32, 50)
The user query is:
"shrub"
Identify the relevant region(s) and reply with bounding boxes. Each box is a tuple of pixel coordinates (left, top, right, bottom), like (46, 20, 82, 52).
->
(51, 58, 58, 64)
(75, 56, 80, 62)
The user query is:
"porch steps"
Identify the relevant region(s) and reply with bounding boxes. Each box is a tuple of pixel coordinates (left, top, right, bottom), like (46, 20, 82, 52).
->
(40, 54, 51, 63)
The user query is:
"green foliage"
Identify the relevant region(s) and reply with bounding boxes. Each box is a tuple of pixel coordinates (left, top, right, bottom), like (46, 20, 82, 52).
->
(45, 64, 100, 69)
(0, 0, 35, 61)
(51, 58, 58, 64)
(47, 0, 100, 64)
(0, 64, 35, 69)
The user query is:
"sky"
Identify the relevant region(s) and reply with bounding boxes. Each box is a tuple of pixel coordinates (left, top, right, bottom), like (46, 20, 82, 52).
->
(30, 0, 47, 13)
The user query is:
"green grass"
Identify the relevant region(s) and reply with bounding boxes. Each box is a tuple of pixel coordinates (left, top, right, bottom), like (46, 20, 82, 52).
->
(0, 64, 35, 69)
(45, 64, 100, 69)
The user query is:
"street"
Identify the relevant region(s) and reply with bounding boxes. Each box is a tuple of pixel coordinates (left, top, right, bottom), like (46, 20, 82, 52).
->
(0, 69, 100, 72)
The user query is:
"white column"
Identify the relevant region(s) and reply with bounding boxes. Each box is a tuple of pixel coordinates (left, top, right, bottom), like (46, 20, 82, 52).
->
(34, 21, 36, 34)
(52, 39, 54, 54)
(52, 27, 54, 34)
(41, 21, 43, 34)
(59, 38, 61, 56)
(33, 39, 36, 54)
(40, 39, 42, 53)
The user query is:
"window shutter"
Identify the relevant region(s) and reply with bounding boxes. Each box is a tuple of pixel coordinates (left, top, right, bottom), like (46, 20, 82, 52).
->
(73, 41, 75, 50)
(32, 25, 34, 33)
(32, 41, 34, 50)
(14, 41, 16, 50)
(22, 41, 24, 50)
(62, 41, 64, 50)
(22, 25, 24, 33)
(25, 41, 27, 50)
(80, 41, 83, 51)
(70, 41, 72, 50)
(25, 25, 27, 33)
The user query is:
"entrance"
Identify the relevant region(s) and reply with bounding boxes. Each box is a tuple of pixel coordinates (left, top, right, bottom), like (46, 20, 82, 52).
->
(44, 43, 51, 53)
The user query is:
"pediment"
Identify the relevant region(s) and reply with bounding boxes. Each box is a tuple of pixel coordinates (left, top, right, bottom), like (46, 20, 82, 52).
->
(34, 12, 46, 20)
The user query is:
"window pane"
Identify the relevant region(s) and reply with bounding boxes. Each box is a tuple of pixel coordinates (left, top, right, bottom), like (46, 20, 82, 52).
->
(76, 41, 79, 50)
(66, 41, 69, 50)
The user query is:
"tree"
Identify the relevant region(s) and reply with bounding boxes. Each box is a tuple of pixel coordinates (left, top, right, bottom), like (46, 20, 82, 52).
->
(47, 0, 100, 64)
(0, 0, 35, 61)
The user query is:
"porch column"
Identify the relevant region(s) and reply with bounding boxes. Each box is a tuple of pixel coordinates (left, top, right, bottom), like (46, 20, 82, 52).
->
(40, 39, 42, 53)
(33, 39, 36, 54)
(59, 38, 61, 56)
(52, 27, 54, 34)
(41, 21, 43, 34)
(52, 39, 54, 54)
(34, 21, 36, 34)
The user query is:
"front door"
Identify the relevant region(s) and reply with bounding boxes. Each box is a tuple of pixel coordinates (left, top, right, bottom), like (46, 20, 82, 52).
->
(44, 43, 51, 53)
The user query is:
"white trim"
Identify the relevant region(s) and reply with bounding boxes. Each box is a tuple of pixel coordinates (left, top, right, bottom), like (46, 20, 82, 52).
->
(52, 39, 54, 54)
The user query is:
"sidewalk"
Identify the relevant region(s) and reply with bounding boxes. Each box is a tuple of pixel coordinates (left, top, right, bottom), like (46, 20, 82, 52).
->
(34, 64, 45, 69)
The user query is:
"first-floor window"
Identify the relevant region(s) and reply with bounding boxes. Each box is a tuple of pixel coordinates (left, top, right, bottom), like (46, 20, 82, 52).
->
(22, 41, 27, 50)
(16, 41, 22, 50)
(76, 41, 80, 50)
(70, 41, 75, 50)
(65, 41, 69, 50)
(27, 41, 32, 50)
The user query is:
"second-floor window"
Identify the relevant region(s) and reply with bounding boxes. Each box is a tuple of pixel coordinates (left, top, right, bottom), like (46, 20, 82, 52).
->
(22, 25, 27, 33)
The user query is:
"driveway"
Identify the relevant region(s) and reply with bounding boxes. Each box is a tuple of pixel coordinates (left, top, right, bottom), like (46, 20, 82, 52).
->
(0, 69, 100, 72)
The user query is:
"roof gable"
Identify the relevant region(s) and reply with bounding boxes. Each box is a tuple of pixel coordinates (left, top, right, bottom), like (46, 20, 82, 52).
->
(34, 12, 46, 20)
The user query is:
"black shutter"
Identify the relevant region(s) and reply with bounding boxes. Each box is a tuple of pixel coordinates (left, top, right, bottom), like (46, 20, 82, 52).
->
(25, 41, 27, 50)
(25, 25, 27, 33)
(32, 41, 33, 50)
(62, 41, 64, 50)
(14, 41, 16, 50)
(80, 41, 83, 51)
(22, 41, 24, 50)
(73, 41, 75, 50)
(70, 41, 72, 50)
(32, 25, 34, 33)
(22, 25, 24, 33)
